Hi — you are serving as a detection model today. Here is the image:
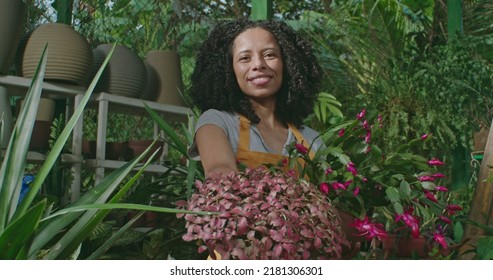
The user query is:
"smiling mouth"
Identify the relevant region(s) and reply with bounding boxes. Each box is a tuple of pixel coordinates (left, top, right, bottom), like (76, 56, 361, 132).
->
(248, 76, 272, 86)
(248, 75, 272, 84)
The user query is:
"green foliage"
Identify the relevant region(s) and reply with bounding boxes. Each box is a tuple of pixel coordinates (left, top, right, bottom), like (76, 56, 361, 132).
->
(371, 37, 493, 155)
(288, 110, 462, 252)
(0, 44, 208, 259)
(311, 92, 344, 128)
(301, 2, 493, 192)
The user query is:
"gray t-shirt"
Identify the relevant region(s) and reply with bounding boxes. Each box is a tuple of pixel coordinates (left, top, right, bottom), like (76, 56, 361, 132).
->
(187, 109, 323, 160)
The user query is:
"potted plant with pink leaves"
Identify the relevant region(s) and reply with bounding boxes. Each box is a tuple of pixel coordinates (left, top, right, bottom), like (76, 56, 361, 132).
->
(287, 109, 463, 258)
(177, 167, 350, 260)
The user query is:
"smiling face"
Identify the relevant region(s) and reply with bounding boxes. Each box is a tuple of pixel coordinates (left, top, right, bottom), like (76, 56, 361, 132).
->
(232, 27, 283, 104)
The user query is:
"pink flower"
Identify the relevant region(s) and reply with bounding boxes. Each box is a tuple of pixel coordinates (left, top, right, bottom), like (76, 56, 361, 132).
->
(281, 158, 288, 166)
(331, 182, 345, 190)
(347, 162, 358, 176)
(362, 120, 370, 130)
(350, 216, 388, 240)
(338, 128, 345, 137)
(428, 158, 445, 166)
(421, 134, 429, 140)
(377, 115, 382, 123)
(325, 168, 333, 175)
(432, 173, 446, 179)
(446, 204, 463, 215)
(357, 109, 366, 120)
(424, 190, 439, 203)
(365, 131, 371, 143)
(439, 216, 452, 224)
(286, 169, 296, 178)
(433, 227, 448, 250)
(343, 180, 353, 189)
(435, 186, 449, 192)
(395, 209, 420, 238)
(319, 182, 330, 194)
(295, 143, 308, 154)
(353, 187, 360, 196)
(418, 175, 435, 182)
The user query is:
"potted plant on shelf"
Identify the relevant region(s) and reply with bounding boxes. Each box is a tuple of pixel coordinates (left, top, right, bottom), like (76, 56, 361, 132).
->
(287, 109, 464, 258)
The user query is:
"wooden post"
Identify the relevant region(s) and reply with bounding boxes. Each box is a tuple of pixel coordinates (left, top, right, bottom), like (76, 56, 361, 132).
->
(251, 0, 273, 20)
(460, 118, 493, 258)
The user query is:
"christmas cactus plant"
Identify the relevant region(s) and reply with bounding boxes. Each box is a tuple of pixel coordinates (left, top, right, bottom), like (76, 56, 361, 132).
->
(287, 109, 463, 252)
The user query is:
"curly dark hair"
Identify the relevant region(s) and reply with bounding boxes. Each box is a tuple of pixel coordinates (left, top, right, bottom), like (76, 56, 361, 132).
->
(189, 18, 322, 127)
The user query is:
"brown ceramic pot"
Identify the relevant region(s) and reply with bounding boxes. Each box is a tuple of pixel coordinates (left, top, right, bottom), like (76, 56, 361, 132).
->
(126, 140, 165, 163)
(29, 120, 52, 152)
(82, 140, 129, 161)
(17, 23, 93, 85)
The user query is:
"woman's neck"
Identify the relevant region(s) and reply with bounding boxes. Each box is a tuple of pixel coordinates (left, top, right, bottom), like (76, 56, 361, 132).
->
(250, 98, 284, 129)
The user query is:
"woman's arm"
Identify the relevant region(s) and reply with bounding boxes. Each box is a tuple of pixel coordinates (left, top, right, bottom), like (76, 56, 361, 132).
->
(195, 124, 238, 176)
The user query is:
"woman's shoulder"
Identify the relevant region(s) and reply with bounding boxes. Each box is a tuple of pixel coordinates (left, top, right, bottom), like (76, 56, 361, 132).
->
(196, 109, 239, 132)
(297, 125, 324, 151)
(298, 124, 321, 139)
(199, 109, 236, 119)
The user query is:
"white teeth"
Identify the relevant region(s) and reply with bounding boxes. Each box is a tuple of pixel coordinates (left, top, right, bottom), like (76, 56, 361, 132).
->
(251, 76, 270, 81)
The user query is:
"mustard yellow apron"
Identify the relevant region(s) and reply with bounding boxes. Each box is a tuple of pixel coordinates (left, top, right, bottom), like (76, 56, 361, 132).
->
(236, 114, 315, 171)
(207, 115, 315, 260)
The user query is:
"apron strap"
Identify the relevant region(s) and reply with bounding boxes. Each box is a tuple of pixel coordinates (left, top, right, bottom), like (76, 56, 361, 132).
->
(238, 114, 315, 159)
(238, 114, 251, 152)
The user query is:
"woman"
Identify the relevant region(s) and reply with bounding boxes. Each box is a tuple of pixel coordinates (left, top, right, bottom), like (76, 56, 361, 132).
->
(188, 18, 323, 176)
(184, 19, 353, 259)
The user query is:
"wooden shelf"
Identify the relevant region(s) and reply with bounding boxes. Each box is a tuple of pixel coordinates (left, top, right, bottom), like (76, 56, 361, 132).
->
(1, 150, 83, 164)
(0, 74, 85, 98)
(1, 74, 192, 202)
(90, 92, 192, 122)
(84, 159, 169, 174)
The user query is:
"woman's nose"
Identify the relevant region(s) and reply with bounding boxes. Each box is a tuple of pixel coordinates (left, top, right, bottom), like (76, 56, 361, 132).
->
(252, 56, 266, 70)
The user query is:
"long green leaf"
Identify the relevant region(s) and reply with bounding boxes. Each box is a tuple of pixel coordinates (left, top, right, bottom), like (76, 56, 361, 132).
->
(14, 44, 117, 219)
(86, 211, 145, 260)
(29, 149, 150, 259)
(186, 160, 198, 199)
(0, 200, 46, 259)
(144, 103, 188, 156)
(43, 203, 216, 219)
(41, 146, 159, 259)
(0, 45, 47, 232)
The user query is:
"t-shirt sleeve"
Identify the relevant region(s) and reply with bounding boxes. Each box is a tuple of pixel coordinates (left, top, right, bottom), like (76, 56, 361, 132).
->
(299, 125, 325, 153)
(187, 109, 234, 160)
